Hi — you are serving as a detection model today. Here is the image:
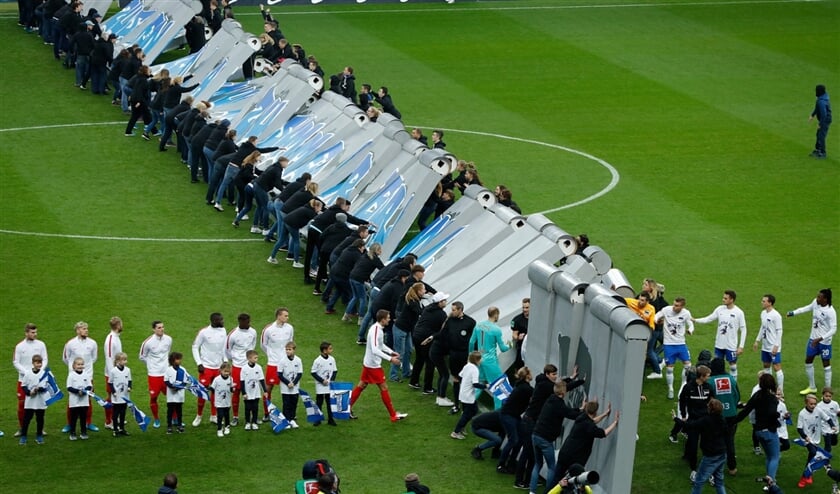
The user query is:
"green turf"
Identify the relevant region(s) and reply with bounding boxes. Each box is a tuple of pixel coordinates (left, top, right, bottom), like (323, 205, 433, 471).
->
(0, 0, 838, 492)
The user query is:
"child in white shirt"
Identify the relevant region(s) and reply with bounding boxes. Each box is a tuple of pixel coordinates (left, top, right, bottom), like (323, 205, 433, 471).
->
(210, 362, 234, 437)
(163, 352, 187, 434)
(240, 350, 266, 430)
(310, 341, 337, 426)
(108, 352, 132, 437)
(451, 351, 486, 439)
(278, 341, 303, 429)
(20, 355, 48, 444)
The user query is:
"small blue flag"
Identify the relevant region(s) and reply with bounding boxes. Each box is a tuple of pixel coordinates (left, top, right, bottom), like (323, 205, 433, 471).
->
(39, 367, 64, 407)
(300, 390, 324, 424)
(123, 397, 151, 432)
(487, 374, 513, 402)
(330, 382, 353, 420)
(87, 391, 113, 409)
(794, 438, 833, 476)
(265, 399, 289, 434)
(184, 372, 210, 401)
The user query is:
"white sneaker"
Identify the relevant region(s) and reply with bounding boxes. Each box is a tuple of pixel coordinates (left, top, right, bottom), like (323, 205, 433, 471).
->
(231, 417, 239, 426)
(646, 372, 663, 379)
(249, 226, 261, 234)
(192, 416, 202, 427)
(292, 262, 304, 269)
(690, 471, 697, 483)
(241, 215, 249, 220)
(436, 396, 454, 407)
(267, 257, 278, 264)
(450, 431, 465, 440)
(210, 415, 217, 424)
(217, 430, 224, 437)
(261, 229, 270, 236)
(244, 423, 252, 430)
(667, 388, 674, 400)
(393, 412, 408, 421)
(223, 426, 230, 436)
(104, 422, 114, 430)
(251, 423, 259, 430)
(290, 420, 299, 429)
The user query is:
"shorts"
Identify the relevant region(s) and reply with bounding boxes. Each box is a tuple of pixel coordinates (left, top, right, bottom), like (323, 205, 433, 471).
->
(806, 340, 832, 361)
(199, 367, 221, 387)
(359, 366, 385, 385)
(148, 375, 165, 399)
(714, 347, 738, 363)
(232, 366, 243, 390)
(265, 365, 279, 386)
(760, 350, 782, 365)
(664, 344, 691, 365)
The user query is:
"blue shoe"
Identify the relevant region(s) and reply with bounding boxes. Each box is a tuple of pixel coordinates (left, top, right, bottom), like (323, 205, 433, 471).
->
(153, 419, 161, 429)
(61, 425, 70, 433)
(35, 436, 44, 445)
(87, 424, 100, 432)
(19, 436, 27, 445)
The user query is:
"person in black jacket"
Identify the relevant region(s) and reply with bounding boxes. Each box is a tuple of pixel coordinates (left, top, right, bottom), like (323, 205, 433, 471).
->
(272, 182, 319, 258)
(185, 16, 207, 54)
(304, 198, 367, 284)
(671, 365, 714, 481)
(70, 20, 95, 89)
(677, 398, 729, 493)
(313, 213, 352, 295)
(529, 380, 584, 494)
(735, 373, 781, 484)
(158, 76, 198, 150)
(498, 366, 533, 473)
(356, 268, 411, 345)
(89, 33, 115, 95)
(553, 400, 619, 485)
(374, 86, 401, 120)
(235, 156, 285, 228)
(434, 301, 476, 412)
(410, 292, 449, 394)
(124, 65, 152, 136)
(143, 72, 170, 140)
(226, 136, 278, 226)
(324, 239, 365, 315)
(278, 200, 322, 268)
(119, 46, 143, 112)
(470, 410, 506, 460)
(343, 243, 384, 323)
(339, 66, 357, 104)
(391, 281, 425, 382)
(57, 1, 83, 66)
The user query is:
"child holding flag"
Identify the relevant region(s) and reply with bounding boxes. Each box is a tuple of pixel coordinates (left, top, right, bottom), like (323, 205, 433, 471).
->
(164, 352, 187, 434)
(278, 341, 303, 429)
(451, 351, 486, 440)
(209, 362, 234, 437)
(240, 350, 267, 430)
(310, 341, 338, 426)
(67, 357, 92, 440)
(108, 352, 132, 437)
(20, 355, 48, 445)
(798, 393, 838, 487)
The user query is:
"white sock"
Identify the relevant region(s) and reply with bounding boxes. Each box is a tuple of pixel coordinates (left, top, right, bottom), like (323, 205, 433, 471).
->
(666, 367, 675, 389)
(825, 366, 832, 389)
(682, 363, 691, 384)
(806, 363, 816, 389)
(729, 363, 738, 380)
(775, 370, 784, 394)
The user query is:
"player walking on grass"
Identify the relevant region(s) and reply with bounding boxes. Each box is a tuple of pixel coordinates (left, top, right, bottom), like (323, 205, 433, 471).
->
(654, 296, 694, 399)
(788, 289, 837, 395)
(754, 294, 784, 396)
(809, 84, 832, 159)
(693, 290, 747, 380)
(139, 320, 173, 428)
(191, 312, 227, 427)
(349, 310, 408, 423)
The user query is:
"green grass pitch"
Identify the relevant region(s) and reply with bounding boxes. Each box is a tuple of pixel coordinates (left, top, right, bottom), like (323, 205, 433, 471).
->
(0, 0, 837, 492)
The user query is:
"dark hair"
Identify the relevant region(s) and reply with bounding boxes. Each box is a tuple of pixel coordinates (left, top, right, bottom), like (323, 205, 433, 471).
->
(376, 309, 390, 323)
(210, 312, 222, 324)
(724, 289, 736, 301)
(151, 320, 163, 329)
(763, 294, 776, 305)
(163, 473, 178, 488)
(758, 372, 777, 393)
(543, 364, 558, 375)
(168, 352, 183, 365)
(820, 288, 833, 306)
(320, 341, 332, 353)
(816, 84, 827, 96)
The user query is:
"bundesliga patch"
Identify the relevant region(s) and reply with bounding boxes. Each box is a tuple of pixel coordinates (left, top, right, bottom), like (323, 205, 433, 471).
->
(715, 378, 732, 395)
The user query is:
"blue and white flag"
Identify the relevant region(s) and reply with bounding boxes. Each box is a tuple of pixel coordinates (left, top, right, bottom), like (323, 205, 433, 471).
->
(794, 438, 833, 476)
(39, 367, 64, 406)
(265, 399, 290, 434)
(87, 390, 113, 408)
(184, 372, 210, 401)
(330, 382, 353, 420)
(300, 389, 324, 424)
(487, 375, 513, 402)
(123, 397, 151, 432)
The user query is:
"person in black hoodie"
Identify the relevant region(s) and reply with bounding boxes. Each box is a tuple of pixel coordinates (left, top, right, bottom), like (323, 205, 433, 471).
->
(343, 243, 384, 321)
(735, 373, 781, 484)
(391, 281, 426, 383)
(159, 76, 198, 150)
(676, 398, 729, 493)
(273, 181, 319, 257)
(119, 47, 143, 112)
(435, 301, 476, 413)
(283, 199, 324, 267)
(324, 239, 365, 315)
(70, 20, 94, 89)
(313, 213, 353, 295)
(498, 366, 534, 473)
(339, 66, 357, 104)
(374, 86, 401, 119)
(185, 15, 207, 54)
(89, 33, 115, 95)
(529, 379, 584, 493)
(124, 65, 152, 136)
(673, 365, 714, 482)
(304, 198, 367, 284)
(410, 292, 450, 394)
(515, 364, 584, 489)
